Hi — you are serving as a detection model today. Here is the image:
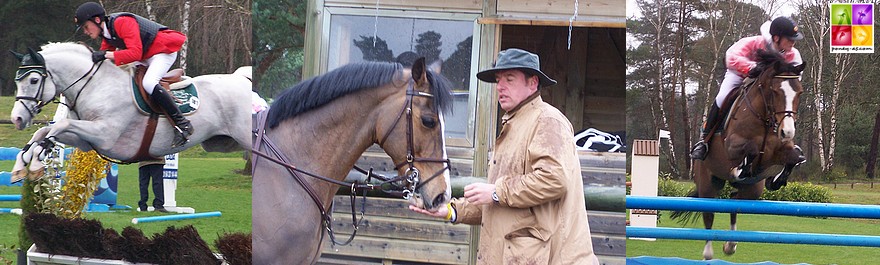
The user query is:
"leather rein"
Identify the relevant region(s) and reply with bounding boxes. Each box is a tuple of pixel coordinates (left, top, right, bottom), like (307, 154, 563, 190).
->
(250, 81, 450, 248)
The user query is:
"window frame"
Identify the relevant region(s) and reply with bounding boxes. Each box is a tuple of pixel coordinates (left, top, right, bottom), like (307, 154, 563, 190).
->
(318, 7, 482, 147)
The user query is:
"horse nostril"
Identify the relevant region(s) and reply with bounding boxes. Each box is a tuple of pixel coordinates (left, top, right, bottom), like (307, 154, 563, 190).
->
(432, 194, 446, 209)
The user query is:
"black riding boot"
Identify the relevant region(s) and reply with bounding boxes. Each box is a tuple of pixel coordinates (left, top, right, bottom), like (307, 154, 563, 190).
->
(690, 103, 721, 160)
(150, 86, 194, 147)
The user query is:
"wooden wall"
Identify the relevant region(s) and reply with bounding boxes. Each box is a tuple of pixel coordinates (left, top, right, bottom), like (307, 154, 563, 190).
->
(318, 196, 626, 265)
(500, 25, 626, 133)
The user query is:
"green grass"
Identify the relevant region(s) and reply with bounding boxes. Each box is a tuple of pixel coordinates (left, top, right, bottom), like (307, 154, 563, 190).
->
(0, 157, 250, 263)
(627, 184, 880, 264)
(1, 96, 250, 264)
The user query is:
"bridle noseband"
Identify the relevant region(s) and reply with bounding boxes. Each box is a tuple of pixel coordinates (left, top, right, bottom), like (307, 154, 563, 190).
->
(377, 83, 451, 200)
(250, 80, 450, 249)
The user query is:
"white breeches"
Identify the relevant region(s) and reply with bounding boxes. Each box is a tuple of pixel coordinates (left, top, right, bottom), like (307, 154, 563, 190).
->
(139, 52, 178, 94)
(716, 69, 744, 107)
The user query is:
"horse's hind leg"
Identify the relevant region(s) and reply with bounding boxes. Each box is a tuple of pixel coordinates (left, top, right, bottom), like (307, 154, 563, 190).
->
(724, 181, 765, 256)
(723, 213, 737, 255)
(698, 175, 725, 260)
(702, 211, 715, 260)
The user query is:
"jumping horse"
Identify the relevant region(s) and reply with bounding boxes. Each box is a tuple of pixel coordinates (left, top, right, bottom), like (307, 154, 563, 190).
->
(674, 50, 807, 260)
(9, 42, 252, 182)
(251, 58, 453, 264)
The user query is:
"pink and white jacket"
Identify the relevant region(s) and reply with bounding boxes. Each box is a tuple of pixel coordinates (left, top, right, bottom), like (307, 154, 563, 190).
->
(726, 21, 803, 77)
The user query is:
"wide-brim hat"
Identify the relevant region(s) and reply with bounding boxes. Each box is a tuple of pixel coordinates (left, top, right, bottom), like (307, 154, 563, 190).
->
(476, 48, 557, 87)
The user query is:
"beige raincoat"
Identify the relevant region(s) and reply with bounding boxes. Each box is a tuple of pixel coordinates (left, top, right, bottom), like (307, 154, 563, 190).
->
(451, 94, 599, 265)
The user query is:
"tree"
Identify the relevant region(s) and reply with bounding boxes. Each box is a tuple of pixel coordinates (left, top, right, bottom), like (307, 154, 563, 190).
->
(415, 31, 443, 63)
(353, 36, 394, 62)
(253, 0, 306, 95)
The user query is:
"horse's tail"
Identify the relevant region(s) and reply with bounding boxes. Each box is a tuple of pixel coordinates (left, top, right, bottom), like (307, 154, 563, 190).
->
(668, 189, 703, 225)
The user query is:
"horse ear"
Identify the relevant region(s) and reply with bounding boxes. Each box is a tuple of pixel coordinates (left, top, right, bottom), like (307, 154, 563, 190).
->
(411, 57, 428, 88)
(9, 50, 25, 61)
(27, 48, 44, 65)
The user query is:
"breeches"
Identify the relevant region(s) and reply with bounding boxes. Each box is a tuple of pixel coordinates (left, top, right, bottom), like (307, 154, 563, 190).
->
(139, 52, 178, 94)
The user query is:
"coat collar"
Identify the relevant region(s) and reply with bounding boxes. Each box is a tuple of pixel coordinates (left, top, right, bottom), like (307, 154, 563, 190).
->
(501, 92, 541, 125)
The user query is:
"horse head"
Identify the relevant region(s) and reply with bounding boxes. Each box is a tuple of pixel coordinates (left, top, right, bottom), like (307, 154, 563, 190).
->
(375, 58, 453, 211)
(753, 49, 806, 141)
(9, 43, 98, 130)
(9, 48, 56, 130)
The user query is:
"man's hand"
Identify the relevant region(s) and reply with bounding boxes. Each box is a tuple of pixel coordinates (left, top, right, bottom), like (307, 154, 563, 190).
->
(409, 204, 448, 219)
(464, 183, 496, 205)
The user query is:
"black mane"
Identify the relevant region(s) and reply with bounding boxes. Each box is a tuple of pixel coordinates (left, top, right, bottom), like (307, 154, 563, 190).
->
(266, 61, 454, 129)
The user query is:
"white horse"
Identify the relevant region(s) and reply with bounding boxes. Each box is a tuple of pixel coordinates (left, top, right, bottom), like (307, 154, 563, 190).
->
(9, 42, 251, 182)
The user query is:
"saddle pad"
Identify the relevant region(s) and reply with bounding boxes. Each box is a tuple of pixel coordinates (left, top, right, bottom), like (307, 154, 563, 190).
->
(131, 79, 200, 116)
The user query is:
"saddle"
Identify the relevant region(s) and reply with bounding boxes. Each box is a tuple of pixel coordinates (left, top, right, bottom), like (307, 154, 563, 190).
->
(124, 66, 195, 163)
(715, 77, 758, 134)
(135, 66, 184, 113)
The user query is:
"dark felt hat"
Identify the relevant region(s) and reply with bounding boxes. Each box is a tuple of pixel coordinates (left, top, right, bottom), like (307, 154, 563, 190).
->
(476, 48, 557, 87)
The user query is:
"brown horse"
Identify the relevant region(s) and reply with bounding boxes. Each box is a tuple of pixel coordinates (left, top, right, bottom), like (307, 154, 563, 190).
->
(251, 58, 453, 264)
(677, 50, 806, 260)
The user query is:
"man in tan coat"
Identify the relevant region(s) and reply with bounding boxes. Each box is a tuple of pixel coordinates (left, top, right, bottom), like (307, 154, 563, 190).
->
(411, 48, 599, 264)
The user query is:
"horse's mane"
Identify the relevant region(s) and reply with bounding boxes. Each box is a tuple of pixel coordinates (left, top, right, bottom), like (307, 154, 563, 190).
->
(39, 42, 93, 56)
(266, 62, 453, 129)
(755, 49, 803, 75)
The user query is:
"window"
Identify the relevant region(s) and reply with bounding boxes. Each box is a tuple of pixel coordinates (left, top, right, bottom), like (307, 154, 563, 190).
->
(324, 8, 479, 145)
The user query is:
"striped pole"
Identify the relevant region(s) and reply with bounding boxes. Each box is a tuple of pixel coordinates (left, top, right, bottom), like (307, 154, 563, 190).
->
(131, 211, 221, 224)
(627, 195, 880, 219)
(0, 195, 22, 201)
(627, 227, 880, 247)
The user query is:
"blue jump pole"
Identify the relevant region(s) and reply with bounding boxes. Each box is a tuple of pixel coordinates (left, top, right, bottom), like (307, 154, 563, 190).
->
(131, 211, 221, 224)
(0, 195, 22, 201)
(627, 226, 880, 247)
(627, 195, 880, 219)
(0, 208, 22, 214)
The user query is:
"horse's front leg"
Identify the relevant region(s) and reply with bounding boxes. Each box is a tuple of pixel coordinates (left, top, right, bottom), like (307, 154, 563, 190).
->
(11, 126, 53, 183)
(43, 119, 116, 153)
(725, 135, 755, 180)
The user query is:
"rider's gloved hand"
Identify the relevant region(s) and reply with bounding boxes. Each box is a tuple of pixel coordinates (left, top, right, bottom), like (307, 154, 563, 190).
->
(91, 50, 106, 63)
(748, 64, 764, 78)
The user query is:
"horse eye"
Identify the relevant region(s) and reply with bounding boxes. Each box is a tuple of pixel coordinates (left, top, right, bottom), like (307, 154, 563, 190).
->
(421, 116, 436, 128)
(29, 78, 39, 84)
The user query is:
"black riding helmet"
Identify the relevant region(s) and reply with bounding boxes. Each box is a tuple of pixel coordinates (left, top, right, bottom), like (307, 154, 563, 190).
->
(769, 17, 803, 41)
(74, 2, 105, 26)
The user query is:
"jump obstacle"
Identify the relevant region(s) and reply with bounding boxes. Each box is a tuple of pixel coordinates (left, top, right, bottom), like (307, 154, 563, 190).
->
(627, 195, 880, 247)
(131, 211, 222, 224)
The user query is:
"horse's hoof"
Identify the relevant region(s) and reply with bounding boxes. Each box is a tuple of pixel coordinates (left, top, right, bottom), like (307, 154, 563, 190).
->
(27, 168, 45, 180)
(11, 170, 27, 184)
(723, 242, 737, 255)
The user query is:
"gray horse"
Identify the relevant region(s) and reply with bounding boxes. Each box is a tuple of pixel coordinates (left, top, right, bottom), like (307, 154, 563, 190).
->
(10, 42, 251, 181)
(252, 58, 453, 264)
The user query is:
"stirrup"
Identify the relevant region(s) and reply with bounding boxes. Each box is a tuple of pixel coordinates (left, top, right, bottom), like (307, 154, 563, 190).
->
(171, 126, 191, 148)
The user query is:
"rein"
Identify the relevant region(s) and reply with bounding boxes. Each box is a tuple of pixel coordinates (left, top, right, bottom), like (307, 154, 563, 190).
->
(250, 81, 450, 250)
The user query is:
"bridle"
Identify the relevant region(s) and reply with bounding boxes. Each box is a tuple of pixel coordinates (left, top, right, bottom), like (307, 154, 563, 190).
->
(250, 80, 450, 249)
(743, 73, 800, 134)
(13, 54, 104, 122)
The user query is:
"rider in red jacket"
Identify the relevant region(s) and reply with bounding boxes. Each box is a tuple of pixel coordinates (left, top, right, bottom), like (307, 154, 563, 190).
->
(690, 17, 804, 160)
(75, 2, 193, 148)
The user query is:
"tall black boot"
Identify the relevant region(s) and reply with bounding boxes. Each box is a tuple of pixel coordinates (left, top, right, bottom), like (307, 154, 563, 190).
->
(150, 86, 194, 147)
(690, 103, 721, 160)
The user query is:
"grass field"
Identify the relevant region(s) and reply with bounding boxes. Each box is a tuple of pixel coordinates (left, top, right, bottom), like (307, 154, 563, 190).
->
(1, 96, 250, 264)
(627, 182, 880, 264)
